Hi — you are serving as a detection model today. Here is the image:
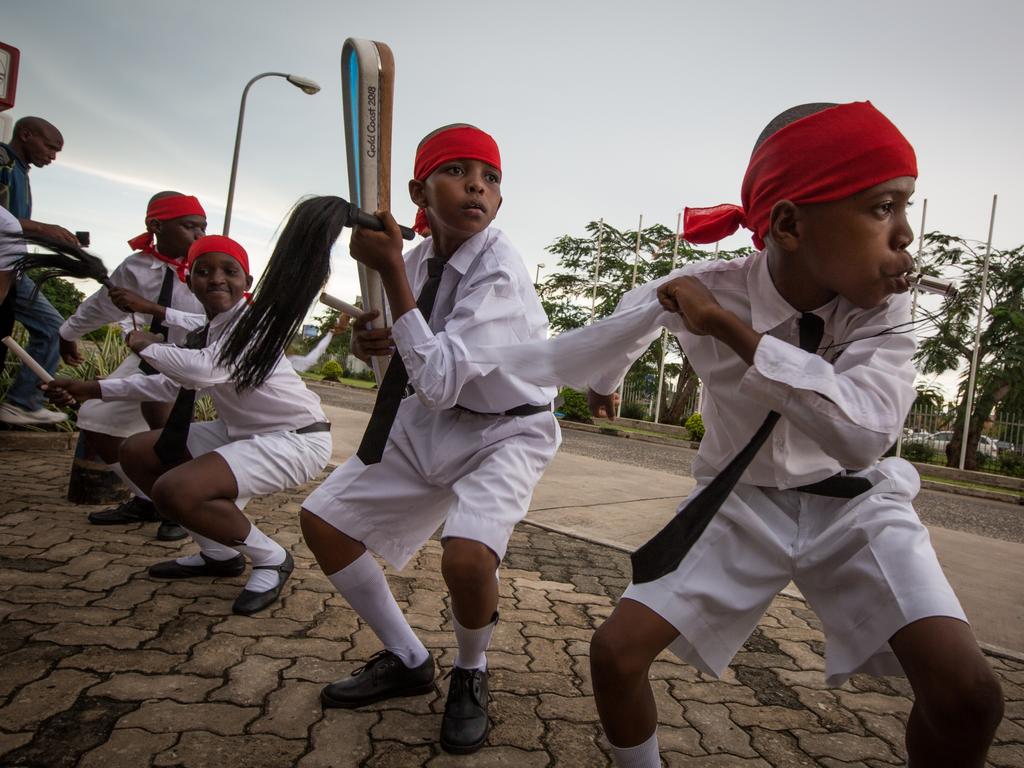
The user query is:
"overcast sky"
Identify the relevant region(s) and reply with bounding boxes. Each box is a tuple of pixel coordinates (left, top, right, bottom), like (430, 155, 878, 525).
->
(4, 1, 1022, 394)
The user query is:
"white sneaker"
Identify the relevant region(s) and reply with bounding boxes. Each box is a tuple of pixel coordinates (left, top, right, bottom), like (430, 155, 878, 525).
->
(0, 403, 68, 425)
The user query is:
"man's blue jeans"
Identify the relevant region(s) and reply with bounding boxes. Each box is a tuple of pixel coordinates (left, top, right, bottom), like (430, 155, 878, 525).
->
(5, 275, 63, 411)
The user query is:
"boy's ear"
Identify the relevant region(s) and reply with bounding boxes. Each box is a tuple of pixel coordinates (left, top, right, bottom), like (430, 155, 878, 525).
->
(147, 218, 161, 236)
(245, 274, 254, 289)
(768, 200, 800, 252)
(496, 196, 503, 214)
(408, 178, 427, 209)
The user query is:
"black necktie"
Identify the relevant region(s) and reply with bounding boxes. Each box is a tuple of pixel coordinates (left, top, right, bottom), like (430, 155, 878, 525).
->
(152, 324, 210, 466)
(630, 312, 825, 584)
(138, 266, 177, 376)
(356, 256, 446, 465)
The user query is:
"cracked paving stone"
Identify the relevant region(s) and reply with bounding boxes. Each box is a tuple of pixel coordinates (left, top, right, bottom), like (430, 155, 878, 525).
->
(89, 673, 221, 703)
(683, 700, 759, 758)
(797, 731, 897, 763)
(543, 718, 606, 766)
(58, 647, 185, 674)
(298, 709, 377, 767)
(0, 669, 100, 731)
(0, 694, 136, 768)
(210, 655, 290, 705)
(152, 731, 307, 768)
(734, 666, 805, 709)
(77, 728, 178, 768)
(116, 700, 260, 735)
(249, 679, 323, 739)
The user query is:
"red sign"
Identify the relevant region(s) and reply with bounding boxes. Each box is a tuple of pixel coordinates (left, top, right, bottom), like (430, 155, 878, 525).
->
(0, 42, 20, 112)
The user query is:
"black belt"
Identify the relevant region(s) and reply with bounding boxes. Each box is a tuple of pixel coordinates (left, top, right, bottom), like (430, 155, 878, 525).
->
(295, 421, 331, 434)
(792, 473, 873, 498)
(454, 402, 552, 418)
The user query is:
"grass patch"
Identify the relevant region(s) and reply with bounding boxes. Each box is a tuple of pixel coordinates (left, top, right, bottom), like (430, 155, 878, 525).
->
(302, 373, 376, 389)
(920, 473, 1022, 497)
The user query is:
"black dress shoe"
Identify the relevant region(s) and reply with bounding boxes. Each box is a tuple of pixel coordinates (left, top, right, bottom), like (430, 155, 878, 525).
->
(440, 666, 490, 754)
(149, 552, 246, 579)
(156, 519, 188, 541)
(321, 650, 435, 709)
(88, 496, 159, 525)
(232, 551, 294, 615)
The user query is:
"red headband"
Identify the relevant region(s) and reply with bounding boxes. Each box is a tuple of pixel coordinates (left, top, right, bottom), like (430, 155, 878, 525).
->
(186, 235, 250, 276)
(683, 102, 917, 249)
(412, 126, 501, 236)
(127, 194, 207, 270)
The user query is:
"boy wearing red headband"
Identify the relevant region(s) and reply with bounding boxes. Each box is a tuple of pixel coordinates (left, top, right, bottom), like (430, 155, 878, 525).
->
(45, 235, 332, 615)
(570, 103, 1001, 767)
(299, 124, 559, 753)
(59, 191, 208, 539)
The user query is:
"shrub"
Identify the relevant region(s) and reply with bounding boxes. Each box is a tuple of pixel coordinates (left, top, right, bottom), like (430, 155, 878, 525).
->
(320, 360, 344, 382)
(620, 402, 649, 421)
(684, 412, 705, 442)
(898, 442, 938, 463)
(997, 452, 1024, 478)
(557, 387, 593, 424)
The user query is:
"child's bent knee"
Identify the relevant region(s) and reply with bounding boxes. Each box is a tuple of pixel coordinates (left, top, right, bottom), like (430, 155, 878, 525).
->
(920, 666, 1004, 737)
(591, 623, 649, 682)
(441, 539, 498, 582)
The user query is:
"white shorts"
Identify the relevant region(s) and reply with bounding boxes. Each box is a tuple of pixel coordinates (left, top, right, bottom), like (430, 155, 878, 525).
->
(77, 356, 151, 438)
(303, 398, 560, 570)
(623, 456, 966, 686)
(186, 420, 332, 508)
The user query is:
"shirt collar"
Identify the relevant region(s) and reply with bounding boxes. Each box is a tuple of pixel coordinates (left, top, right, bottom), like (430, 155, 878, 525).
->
(746, 249, 840, 332)
(208, 298, 247, 332)
(432, 227, 493, 276)
(1, 143, 28, 172)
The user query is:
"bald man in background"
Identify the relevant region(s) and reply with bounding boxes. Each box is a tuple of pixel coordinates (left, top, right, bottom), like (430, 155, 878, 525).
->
(0, 116, 78, 426)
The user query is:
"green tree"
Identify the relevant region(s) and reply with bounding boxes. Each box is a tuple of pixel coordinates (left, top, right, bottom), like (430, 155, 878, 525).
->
(915, 234, 1024, 469)
(538, 219, 751, 424)
(26, 270, 83, 320)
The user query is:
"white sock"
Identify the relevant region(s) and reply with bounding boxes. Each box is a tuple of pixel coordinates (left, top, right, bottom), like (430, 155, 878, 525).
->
(176, 529, 239, 566)
(109, 462, 150, 501)
(233, 523, 286, 593)
(453, 612, 497, 671)
(328, 550, 428, 668)
(609, 730, 660, 768)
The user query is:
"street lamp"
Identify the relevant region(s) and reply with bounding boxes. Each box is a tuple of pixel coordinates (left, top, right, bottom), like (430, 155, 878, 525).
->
(535, 262, 545, 285)
(223, 72, 321, 236)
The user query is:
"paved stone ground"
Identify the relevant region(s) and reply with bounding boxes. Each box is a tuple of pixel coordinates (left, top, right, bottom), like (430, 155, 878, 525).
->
(2, 443, 1023, 768)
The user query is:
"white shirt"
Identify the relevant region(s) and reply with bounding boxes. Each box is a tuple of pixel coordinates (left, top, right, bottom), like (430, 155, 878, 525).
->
(468, 250, 917, 487)
(99, 300, 327, 439)
(391, 227, 557, 413)
(0, 207, 22, 272)
(59, 251, 206, 345)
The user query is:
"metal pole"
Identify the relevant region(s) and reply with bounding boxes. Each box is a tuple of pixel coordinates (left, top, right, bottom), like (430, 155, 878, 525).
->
(616, 215, 645, 419)
(224, 73, 289, 236)
(590, 218, 603, 322)
(896, 198, 927, 459)
(630, 214, 643, 289)
(534, 263, 544, 285)
(654, 212, 682, 424)
(958, 194, 997, 469)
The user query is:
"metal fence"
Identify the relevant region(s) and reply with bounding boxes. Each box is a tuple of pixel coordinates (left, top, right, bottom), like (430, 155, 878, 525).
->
(618, 367, 1023, 477)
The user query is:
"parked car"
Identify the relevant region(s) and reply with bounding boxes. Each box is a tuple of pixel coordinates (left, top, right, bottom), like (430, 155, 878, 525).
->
(921, 431, 999, 458)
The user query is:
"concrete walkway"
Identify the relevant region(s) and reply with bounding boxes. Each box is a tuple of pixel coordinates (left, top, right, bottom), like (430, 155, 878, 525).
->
(326, 404, 1024, 655)
(0, 407, 1021, 767)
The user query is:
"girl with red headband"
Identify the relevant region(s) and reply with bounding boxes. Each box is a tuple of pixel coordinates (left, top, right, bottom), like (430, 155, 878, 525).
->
(298, 124, 560, 754)
(44, 235, 333, 616)
(57, 191, 208, 540)
(497, 101, 1000, 767)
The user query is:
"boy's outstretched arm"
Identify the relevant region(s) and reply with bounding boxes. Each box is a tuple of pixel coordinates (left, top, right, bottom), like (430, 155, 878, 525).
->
(658, 277, 762, 365)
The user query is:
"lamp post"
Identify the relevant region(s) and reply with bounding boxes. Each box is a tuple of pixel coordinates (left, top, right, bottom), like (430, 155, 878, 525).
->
(223, 72, 321, 236)
(534, 262, 545, 285)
